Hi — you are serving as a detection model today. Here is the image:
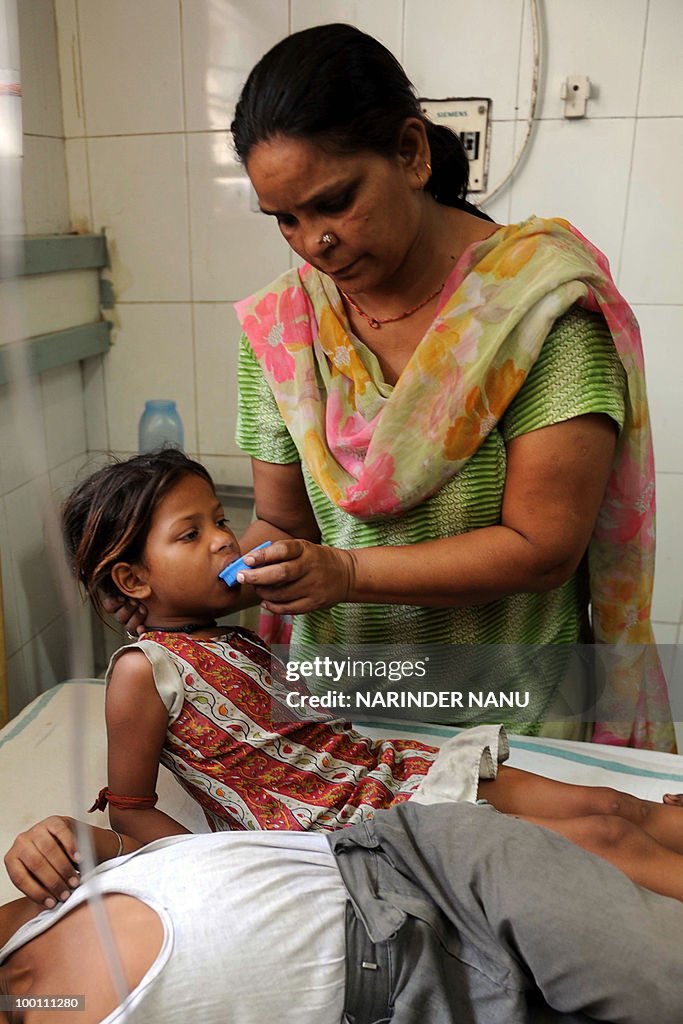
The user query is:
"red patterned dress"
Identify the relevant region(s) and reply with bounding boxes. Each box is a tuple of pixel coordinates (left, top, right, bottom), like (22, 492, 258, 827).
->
(106, 628, 439, 832)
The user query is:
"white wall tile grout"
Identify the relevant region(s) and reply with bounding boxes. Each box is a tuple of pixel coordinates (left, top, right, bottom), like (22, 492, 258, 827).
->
(515, 0, 532, 117)
(614, 0, 650, 280)
(614, 118, 639, 284)
(178, 1, 201, 451)
(73, 0, 86, 134)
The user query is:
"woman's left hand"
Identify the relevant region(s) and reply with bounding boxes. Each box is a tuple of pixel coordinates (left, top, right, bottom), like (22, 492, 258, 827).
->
(235, 539, 356, 614)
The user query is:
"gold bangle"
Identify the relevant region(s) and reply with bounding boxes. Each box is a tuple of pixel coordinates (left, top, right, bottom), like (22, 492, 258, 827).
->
(110, 828, 124, 858)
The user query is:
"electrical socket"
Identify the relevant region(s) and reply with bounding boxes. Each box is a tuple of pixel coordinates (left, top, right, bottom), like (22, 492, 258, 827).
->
(419, 97, 491, 193)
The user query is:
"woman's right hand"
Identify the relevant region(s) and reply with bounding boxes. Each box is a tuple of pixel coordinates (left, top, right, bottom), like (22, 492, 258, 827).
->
(100, 592, 148, 636)
(4, 815, 82, 908)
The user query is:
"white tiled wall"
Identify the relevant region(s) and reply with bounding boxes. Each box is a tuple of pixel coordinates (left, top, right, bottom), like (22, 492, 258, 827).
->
(638, 0, 683, 117)
(78, 0, 184, 137)
(292, 0, 403, 55)
(102, 303, 196, 452)
(405, 0, 526, 121)
(0, 0, 93, 716)
(0, 368, 93, 717)
(7, 0, 680, 726)
(16, 0, 69, 233)
(620, 118, 683, 303)
(507, 118, 635, 260)
(89, 134, 192, 302)
(520, 0, 648, 121)
(186, 132, 291, 300)
(181, 0, 290, 132)
(52, 0, 299, 470)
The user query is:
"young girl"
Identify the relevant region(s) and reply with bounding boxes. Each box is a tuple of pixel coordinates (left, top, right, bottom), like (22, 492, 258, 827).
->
(55, 449, 683, 904)
(66, 449, 442, 842)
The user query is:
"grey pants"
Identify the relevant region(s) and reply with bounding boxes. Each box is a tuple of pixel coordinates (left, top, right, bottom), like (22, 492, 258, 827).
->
(328, 802, 683, 1024)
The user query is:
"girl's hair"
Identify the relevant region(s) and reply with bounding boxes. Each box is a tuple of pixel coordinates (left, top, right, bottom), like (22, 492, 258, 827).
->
(231, 22, 491, 220)
(62, 449, 214, 619)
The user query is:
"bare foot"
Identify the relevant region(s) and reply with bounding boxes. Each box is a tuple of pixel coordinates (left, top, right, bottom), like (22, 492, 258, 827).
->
(663, 793, 683, 806)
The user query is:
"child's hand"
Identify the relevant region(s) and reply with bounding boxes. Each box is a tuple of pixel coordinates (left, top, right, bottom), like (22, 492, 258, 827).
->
(100, 592, 149, 636)
(4, 816, 82, 908)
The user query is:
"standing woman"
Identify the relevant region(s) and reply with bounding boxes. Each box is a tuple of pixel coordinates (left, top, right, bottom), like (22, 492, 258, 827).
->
(228, 24, 672, 748)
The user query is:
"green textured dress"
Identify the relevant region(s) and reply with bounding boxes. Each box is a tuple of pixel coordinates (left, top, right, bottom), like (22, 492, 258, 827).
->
(236, 307, 626, 736)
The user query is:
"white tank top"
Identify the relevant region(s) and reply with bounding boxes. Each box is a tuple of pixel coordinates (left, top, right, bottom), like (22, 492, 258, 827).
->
(1, 831, 346, 1023)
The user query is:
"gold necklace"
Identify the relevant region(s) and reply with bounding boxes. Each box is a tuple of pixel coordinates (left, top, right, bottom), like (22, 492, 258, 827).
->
(340, 280, 445, 330)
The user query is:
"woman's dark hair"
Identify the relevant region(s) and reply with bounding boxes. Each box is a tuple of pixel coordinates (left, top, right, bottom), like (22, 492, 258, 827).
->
(62, 449, 214, 620)
(231, 23, 490, 219)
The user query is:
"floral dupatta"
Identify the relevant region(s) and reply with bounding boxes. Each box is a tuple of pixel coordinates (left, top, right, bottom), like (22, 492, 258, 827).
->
(235, 217, 675, 752)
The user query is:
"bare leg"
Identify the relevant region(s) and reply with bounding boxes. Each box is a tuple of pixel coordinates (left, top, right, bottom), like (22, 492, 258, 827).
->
(516, 812, 683, 902)
(478, 765, 683, 853)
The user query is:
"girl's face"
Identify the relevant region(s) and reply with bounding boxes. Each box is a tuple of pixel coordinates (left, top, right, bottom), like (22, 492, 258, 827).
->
(132, 473, 240, 623)
(246, 131, 426, 297)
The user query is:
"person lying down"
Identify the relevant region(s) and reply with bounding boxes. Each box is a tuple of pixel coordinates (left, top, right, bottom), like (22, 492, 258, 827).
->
(40, 448, 683, 906)
(1, 801, 682, 1024)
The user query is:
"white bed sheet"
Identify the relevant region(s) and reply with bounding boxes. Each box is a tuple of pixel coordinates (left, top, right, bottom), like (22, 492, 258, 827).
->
(0, 680, 209, 904)
(354, 717, 683, 801)
(1, 680, 682, 905)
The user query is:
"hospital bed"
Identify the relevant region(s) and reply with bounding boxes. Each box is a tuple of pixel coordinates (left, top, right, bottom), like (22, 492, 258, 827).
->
(2, 673, 683, 1024)
(2, 676, 683, 907)
(0, 516, 681, 1024)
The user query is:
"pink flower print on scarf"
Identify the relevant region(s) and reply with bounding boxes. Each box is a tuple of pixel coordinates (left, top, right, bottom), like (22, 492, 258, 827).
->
(326, 390, 381, 477)
(595, 449, 655, 547)
(239, 286, 314, 383)
(340, 451, 401, 516)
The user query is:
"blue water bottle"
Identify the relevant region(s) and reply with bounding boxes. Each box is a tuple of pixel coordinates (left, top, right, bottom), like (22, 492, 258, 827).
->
(138, 400, 184, 453)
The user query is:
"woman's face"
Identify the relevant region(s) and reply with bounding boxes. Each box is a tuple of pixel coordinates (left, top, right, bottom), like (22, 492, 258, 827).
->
(246, 132, 426, 295)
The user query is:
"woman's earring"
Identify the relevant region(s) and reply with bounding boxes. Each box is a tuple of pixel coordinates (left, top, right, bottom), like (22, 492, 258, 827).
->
(425, 161, 432, 178)
(320, 231, 338, 246)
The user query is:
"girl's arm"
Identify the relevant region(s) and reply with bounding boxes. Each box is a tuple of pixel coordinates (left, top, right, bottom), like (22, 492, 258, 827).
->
(238, 414, 618, 611)
(105, 651, 191, 845)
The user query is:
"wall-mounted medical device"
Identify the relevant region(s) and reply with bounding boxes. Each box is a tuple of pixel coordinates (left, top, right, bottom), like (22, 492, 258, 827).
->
(419, 97, 492, 193)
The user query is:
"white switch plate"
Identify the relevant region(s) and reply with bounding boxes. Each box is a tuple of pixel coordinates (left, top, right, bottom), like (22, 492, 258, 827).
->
(419, 97, 491, 192)
(561, 76, 591, 118)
